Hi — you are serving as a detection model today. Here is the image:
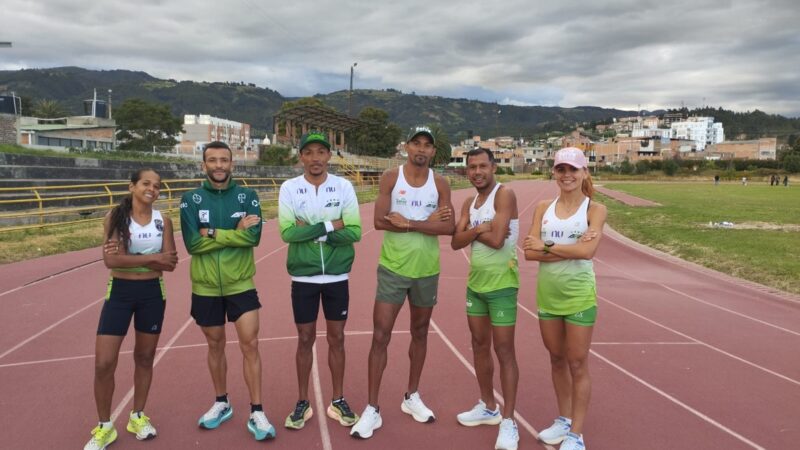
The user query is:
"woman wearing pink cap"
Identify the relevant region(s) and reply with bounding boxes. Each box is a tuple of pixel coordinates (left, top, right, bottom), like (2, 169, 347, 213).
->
(523, 147, 606, 450)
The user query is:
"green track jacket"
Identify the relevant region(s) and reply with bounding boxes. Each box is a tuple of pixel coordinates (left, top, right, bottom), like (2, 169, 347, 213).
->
(180, 179, 262, 296)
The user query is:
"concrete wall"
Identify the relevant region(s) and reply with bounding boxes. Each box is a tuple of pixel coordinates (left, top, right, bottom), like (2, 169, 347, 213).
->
(0, 114, 16, 145)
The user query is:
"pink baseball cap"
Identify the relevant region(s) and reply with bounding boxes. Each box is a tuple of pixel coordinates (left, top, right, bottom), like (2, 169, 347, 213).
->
(553, 147, 588, 168)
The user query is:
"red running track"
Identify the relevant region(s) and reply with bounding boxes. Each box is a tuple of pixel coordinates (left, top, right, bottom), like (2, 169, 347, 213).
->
(1, 180, 798, 449)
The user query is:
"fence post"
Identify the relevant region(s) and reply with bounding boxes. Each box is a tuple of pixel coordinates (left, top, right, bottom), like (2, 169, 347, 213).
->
(33, 189, 43, 225)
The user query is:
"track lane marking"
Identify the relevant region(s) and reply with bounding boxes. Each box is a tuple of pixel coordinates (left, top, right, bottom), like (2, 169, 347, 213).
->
(312, 343, 333, 450)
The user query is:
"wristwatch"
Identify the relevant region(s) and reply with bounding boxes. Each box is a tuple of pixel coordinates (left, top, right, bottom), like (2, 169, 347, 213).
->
(207, 228, 216, 239)
(543, 240, 555, 253)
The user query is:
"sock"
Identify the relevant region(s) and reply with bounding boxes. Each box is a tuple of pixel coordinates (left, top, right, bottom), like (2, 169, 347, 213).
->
(560, 416, 573, 425)
(368, 404, 380, 413)
(332, 396, 344, 404)
(99, 420, 113, 429)
(251, 403, 263, 413)
(130, 411, 142, 418)
(216, 394, 228, 403)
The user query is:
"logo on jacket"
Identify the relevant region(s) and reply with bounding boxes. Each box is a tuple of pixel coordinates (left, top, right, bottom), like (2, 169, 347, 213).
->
(297, 188, 307, 194)
(326, 186, 336, 193)
(199, 210, 210, 223)
(395, 198, 407, 206)
(238, 193, 246, 204)
(154, 219, 164, 232)
(411, 200, 422, 207)
(324, 199, 340, 207)
(192, 194, 202, 204)
(252, 199, 260, 207)
(231, 211, 246, 218)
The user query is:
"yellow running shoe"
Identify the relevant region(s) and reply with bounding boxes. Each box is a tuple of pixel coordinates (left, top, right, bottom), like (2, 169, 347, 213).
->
(127, 411, 157, 440)
(84, 424, 117, 450)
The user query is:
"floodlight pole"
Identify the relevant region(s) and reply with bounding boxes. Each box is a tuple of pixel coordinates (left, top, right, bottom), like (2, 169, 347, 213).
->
(348, 62, 358, 117)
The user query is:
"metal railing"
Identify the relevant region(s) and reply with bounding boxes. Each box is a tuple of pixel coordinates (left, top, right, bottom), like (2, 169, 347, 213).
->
(0, 172, 467, 233)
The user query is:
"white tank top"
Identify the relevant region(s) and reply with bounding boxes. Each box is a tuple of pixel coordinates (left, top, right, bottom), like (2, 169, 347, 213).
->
(540, 196, 590, 245)
(467, 183, 519, 292)
(390, 166, 438, 220)
(127, 210, 164, 255)
(469, 183, 519, 247)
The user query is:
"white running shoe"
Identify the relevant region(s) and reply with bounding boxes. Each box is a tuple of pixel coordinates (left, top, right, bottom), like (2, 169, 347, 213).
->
(495, 418, 519, 450)
(248, 410, 276, 441)
(350, 405, 382, 439)
(401, 391, 436, 423)
(559, 432, 585, 450)
(457, 399, 502, 426)
(198, 401, 233, 429)
(539, 416, 572, 444)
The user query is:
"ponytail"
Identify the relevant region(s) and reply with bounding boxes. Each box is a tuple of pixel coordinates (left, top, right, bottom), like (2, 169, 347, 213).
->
(581, 170, 595, 199)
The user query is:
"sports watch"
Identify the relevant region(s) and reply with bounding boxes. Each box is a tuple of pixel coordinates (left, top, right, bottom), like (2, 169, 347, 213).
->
(207, 228, 216, 239)
(543, 240, 555, 253)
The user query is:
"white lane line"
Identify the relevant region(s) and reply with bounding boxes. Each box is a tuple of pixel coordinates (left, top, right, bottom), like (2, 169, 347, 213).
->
(592, 342, 699, 346)
(589, 350, 766, 450)
(594, 257, 800, 337)
(429, 319, 553, 449)
(599, 295, 800, 387)
(0, 296, 103, 360)
(0, 331, 411, 369)
(111, 317, 194, 420)
(516, 301, 767, 449)
(312, 343, 333, 450)
(0, 259, 103, 298)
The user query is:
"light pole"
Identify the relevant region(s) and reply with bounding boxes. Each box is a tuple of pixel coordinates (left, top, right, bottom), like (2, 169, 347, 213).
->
(348, 62, 358, 116)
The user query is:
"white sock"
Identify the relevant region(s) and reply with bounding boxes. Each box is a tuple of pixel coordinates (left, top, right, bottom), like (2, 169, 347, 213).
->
(99, 420, 113, 429)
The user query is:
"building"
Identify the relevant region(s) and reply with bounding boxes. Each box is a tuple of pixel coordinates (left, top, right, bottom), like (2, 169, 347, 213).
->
(705, 138, 777, 160)
(179, 114, 252, 158)
(17, 116, 116, 150)
(670, 116, 724, 151)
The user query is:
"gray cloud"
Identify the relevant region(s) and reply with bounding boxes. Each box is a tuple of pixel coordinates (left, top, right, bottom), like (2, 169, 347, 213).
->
(1, 0, 798, 116)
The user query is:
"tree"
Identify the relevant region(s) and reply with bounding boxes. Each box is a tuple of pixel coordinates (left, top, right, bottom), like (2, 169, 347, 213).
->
(258, 144, 297, 166)
(663, 158, 680, 176)
(348, 107, 402, 157)
(31, 99, 67, 118)
(427, 123, 452, 166)
(114, 99, 184, 151)
(620, 158, 634, 174)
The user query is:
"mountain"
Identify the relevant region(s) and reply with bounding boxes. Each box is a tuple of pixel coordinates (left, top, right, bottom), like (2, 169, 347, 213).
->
(2, 67, 798, 140)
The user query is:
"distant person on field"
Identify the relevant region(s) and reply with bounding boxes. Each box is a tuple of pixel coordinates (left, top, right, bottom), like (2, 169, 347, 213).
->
(523, 147, 607, 450)
(784, 176, 789, 187)
(742, 177, 747, 186)
(714, 174, 720, 185)
(180, 141, 275, 441)
(86, 168, 178, 450)
(278, 132, 362, 430)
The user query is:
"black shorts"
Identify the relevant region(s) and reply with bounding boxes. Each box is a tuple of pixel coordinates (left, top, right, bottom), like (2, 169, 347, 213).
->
(291, 280, 349, 324)
(97, 278, 166, 336)
(191, 289, 261, 327)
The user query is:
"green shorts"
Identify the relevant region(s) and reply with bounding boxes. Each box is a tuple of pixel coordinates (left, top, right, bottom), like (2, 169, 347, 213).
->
(466, 287, 518, 326)
(376, 265, 439, 307)
(538, 305, 597, 326)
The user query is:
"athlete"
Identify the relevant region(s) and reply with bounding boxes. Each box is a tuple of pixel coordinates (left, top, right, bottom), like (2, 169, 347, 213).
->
(523, 147, 607, 450)
(351, 126, 455, 439)
(278, 132, 361, 430)
(179, 141, 275, 441)
(451, 148, 520, 450)
(85, 168, 178, 450)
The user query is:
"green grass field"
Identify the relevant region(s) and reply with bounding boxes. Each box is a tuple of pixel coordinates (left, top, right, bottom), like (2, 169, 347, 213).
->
(598, 182, 800, 295)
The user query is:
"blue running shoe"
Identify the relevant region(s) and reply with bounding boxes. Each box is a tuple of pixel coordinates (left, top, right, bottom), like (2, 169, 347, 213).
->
(198, 402, 233, 429)
(248, 411, 276, 440)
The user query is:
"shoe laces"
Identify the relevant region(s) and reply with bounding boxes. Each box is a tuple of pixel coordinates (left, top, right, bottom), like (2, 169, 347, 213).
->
(91, 425, 113, 444)
(406, 392, 425, 408)
(501, 420, 518, 437)
(251, 411, 270, 430)
(204, 401, 229, 421)
(332, 398, 355, 417)
(291, 400, 309, 420)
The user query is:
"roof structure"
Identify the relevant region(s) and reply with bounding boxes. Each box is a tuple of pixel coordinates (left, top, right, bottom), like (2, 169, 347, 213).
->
(273, 105, 364, 131)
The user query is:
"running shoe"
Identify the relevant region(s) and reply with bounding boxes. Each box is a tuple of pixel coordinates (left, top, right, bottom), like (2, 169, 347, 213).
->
(248, 410, 276, 440)
(285, 400, 313, 429)
(495, 418, 519, 450)
(539, 416, 572, 444)
(126, 411, 157, 440)
(457, 399, 502, 426)
(559, 432, 585, 450)
(350, 405, 382, 439)
(198, 401, 233, 429)
(401, 391, 436, 423)
(84, 423, 117, 450)
(327, 397, 358, 426)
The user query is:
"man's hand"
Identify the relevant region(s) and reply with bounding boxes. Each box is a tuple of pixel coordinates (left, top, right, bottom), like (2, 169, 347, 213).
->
(427, 206, 451, 222)
(473, 221, 491, 234)
(237, 214, 261, 230)
(385, 212, 411, 230)
(296, 219, 307, 227)
(331, 219, 344, 230)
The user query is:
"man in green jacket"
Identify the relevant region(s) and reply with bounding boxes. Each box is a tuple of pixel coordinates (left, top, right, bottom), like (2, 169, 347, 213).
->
(278, 132, 361, 430)
(179, 141, 275, 441)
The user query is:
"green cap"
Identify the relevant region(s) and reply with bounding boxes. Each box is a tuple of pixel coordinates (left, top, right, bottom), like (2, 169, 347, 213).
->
(299, 131, 331, 151)
(407, 125, 435, 145)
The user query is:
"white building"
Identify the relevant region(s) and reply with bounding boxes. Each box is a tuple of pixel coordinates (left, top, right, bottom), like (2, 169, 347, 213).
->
(670, 116, 724, 151)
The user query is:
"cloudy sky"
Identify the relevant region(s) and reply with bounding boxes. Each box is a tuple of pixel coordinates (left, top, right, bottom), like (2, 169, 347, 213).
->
(2, 0, 799, 116)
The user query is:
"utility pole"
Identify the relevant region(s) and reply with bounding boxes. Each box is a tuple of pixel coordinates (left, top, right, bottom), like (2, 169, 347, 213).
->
(348, 62, 358, 116)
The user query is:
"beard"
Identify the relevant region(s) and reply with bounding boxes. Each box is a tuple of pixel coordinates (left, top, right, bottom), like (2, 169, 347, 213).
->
(207, 169, 231, 184)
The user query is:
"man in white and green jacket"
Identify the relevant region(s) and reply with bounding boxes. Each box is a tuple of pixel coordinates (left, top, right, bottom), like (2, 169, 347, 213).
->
(278, 132, 361, 431)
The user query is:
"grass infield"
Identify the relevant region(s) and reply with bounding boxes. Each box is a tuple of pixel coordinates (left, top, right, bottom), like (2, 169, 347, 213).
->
(597, 182, 799, 295)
